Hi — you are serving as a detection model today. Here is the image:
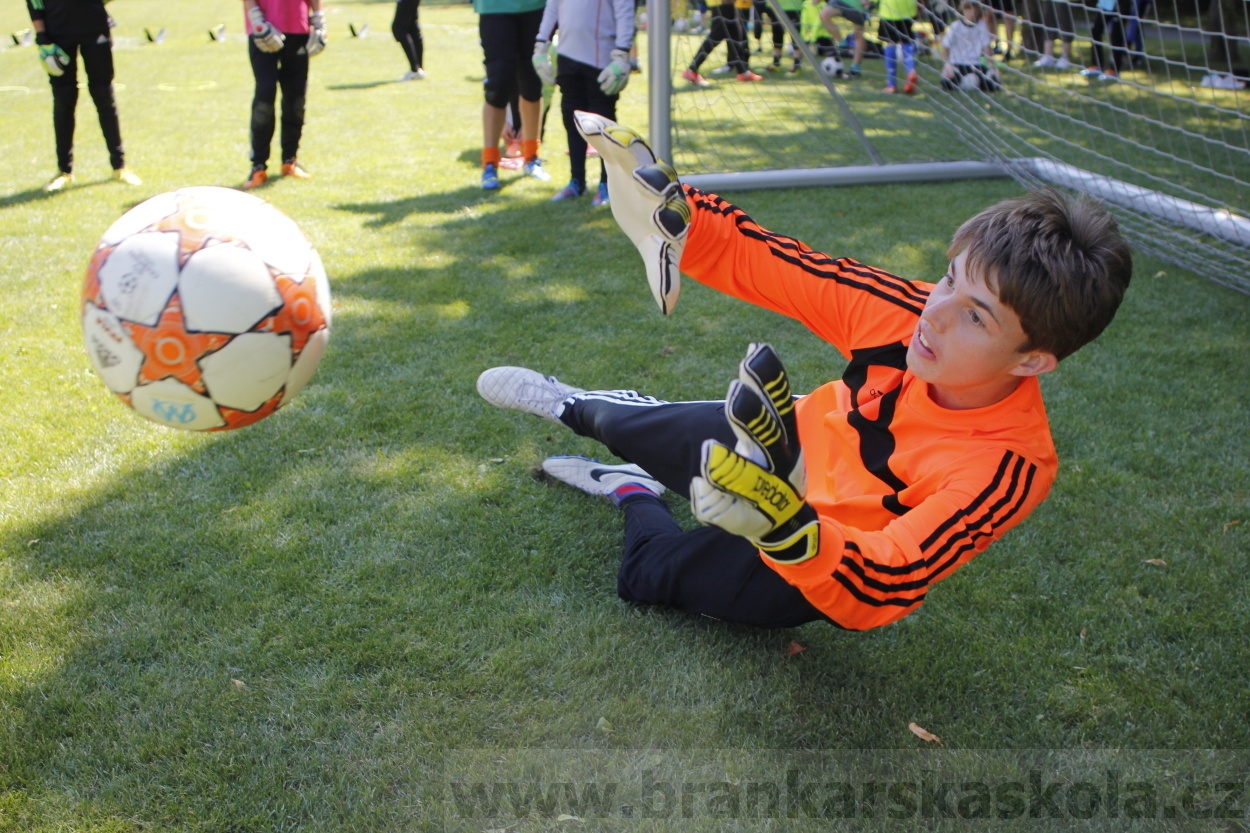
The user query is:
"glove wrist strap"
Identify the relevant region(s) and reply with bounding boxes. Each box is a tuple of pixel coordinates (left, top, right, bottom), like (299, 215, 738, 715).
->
(755, 505, 820, 564)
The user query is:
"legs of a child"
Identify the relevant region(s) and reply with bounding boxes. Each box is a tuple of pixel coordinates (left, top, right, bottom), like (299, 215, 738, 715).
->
(558, 391, 828, 628)
(879, 19, 916, 90)
(619, 496, 825, 627)
(560, 394, 726, 497)
(557, 55, 617, 193)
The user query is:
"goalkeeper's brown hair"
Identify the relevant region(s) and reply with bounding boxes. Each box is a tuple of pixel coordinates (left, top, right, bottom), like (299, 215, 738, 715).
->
(949, 189, 1133, 361)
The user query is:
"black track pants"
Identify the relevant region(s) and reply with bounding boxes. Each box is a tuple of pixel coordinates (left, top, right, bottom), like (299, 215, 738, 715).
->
(560, 391, 829, 628)
(47, 30, 125, 173)
(556, 55, 616, 191)
(248, 34, 310, 168)
(393, 0, 423, 72)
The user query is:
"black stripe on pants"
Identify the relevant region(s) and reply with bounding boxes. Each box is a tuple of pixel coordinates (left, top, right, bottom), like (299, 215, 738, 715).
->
(393, 0, 424, 72)
(556, 55, 617, 191)
(562, 392, 830, 628)
(47, 31, 125, 173)
(248, 35, 310, 168)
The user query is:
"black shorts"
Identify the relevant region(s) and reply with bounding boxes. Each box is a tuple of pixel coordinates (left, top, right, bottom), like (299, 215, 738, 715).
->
(984, 0, 1016, 13)
(877, 16, 914, 42)
(479, 9, 544, 106)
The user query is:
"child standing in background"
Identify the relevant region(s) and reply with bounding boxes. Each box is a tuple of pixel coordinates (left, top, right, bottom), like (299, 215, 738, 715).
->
(764, 0, 806, 73)
(1085, 0, 1130, 79)
(877, 0, 920, 93)
(392, 0, 425, 80)
(533, 0, 635, 205)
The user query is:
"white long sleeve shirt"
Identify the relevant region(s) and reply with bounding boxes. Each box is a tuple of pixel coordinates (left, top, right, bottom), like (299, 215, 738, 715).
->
(537, 0, 635, 69)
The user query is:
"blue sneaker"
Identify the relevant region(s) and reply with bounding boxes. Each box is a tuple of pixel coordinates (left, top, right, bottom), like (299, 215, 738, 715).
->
(551, 180, 585, 201)
(481, 163, 500, 190)
(523, 158, 551, 181)
(591, 181, 609, 207)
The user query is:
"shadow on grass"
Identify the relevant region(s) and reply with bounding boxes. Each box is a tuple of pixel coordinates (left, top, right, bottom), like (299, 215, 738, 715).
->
(0, 255, 828, 827)
(332, 177, 615, 227)
(326, 79, 407, 91)
(4, 181, 1250, 829)
(0, 178, 115, 210)
(0, 187, 59, 210)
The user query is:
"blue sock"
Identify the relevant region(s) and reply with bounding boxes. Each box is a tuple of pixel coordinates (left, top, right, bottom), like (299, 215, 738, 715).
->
(885, 44, 897, 85)
(903, 42, 916, 75)
(610, 482, 660, 507)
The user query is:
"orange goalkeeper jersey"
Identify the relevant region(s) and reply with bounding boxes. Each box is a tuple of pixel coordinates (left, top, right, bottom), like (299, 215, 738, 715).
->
(681, 188, 1058, 630)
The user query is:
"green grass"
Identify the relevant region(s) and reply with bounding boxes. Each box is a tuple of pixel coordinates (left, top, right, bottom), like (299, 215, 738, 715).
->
(2, 1, 1250, 831)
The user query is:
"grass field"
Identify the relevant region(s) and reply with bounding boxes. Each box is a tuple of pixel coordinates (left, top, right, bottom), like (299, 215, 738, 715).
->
(2, 1, 1249, 830)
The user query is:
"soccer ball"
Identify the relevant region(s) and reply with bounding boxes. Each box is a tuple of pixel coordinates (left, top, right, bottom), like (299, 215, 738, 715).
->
(673, 16, 689, 33)
(820, 56, 843, 78)
(81, 186, 331, 431)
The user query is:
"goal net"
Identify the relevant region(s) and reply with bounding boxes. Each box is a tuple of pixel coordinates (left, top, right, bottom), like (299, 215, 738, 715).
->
(648, 0, 1250, 293)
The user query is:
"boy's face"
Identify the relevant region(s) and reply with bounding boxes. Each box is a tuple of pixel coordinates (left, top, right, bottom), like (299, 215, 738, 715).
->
(906, 250, 1057, 410)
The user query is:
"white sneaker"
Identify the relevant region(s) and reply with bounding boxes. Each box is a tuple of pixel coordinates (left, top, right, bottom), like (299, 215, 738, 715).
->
(1054, 56, 1071, 70)
(542, 455, 665, 505)
(112, 167, 142, 185)
(476, 367, 584, 424)
(43, 172, 74, 192)
(1033, 54, 1055, 68)
(573, 111, 688, 316)
(400, 68, 426, 81)
(523, 158, 552, 181)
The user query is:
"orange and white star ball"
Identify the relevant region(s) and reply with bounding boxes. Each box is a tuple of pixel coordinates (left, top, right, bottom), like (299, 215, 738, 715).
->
(81, 186, 331, 431)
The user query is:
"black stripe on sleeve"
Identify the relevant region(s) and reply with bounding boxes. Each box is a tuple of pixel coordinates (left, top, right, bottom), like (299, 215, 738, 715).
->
(831, 570, 927, 609)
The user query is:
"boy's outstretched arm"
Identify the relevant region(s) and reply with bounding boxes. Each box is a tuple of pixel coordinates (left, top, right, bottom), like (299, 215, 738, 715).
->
(576, 112, 925, 356)
(678, 188, 930, 357)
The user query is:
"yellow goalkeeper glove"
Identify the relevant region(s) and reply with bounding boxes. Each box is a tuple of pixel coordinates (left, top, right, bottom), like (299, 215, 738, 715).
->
(690, 344, 820, 564)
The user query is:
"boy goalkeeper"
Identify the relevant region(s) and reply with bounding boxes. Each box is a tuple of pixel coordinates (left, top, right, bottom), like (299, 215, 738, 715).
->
(477, 113, 1132, 630)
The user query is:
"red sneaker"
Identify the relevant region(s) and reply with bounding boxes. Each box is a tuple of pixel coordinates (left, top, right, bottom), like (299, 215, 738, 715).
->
(281, 160, 312, 180)
(903, 80, 917, 94)
(241, 167, 267, 190)
(736, 70, 763, 82)
(681, 68, 711, 87)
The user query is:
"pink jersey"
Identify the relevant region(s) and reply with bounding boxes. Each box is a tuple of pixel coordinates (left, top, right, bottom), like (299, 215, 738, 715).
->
(247, 0, 311, 35)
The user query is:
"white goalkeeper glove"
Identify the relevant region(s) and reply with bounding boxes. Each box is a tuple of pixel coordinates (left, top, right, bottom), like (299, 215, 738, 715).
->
(36, 32, 69, 76)
(247, 5, 285, 53)
(573, 112, 687, 315)
(532, 38, 556, 86)
(597, 48, 632, 96)
(690, 343, 821, 565)
(304, 10, 327, 56)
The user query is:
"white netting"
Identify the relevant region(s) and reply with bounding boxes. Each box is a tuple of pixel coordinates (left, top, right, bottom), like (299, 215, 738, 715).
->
(655, 0, 1250, 292)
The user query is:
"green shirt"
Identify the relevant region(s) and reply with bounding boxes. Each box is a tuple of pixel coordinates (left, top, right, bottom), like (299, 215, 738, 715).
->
(877, 0, 916, 20)
(474, 0, 545, 15)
